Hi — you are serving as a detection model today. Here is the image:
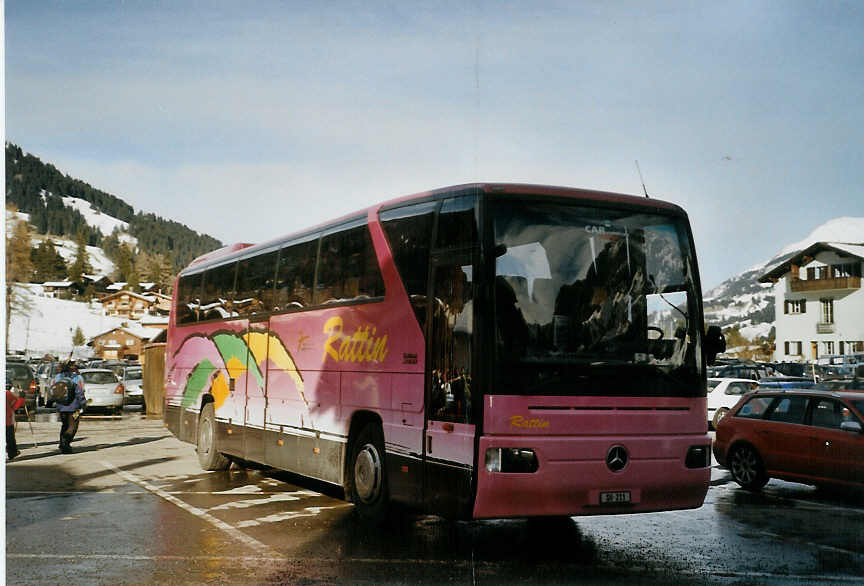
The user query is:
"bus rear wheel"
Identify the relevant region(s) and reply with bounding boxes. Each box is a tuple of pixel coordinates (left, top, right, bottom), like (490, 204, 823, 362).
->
(197, 403, 230, 471)
(348, 423, 389, 521)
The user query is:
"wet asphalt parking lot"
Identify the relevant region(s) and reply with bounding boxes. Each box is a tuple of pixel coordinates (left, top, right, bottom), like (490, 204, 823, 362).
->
(5, 409, 864, 585)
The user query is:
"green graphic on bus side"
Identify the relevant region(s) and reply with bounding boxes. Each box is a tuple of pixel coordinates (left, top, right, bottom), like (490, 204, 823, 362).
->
(182, 359, 217, 409)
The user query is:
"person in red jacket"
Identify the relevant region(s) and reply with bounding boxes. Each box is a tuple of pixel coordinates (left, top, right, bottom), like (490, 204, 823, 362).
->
(6, 386, 26, 461)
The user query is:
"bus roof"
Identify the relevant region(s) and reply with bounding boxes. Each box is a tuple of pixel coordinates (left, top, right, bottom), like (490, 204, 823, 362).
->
(182, 183, 686, 274)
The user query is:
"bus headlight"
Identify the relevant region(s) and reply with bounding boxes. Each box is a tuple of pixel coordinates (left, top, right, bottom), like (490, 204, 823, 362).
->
(485, 448, 539, 473)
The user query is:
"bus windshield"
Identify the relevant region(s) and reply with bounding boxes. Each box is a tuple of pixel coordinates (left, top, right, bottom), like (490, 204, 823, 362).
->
(493, 199, 702, 396)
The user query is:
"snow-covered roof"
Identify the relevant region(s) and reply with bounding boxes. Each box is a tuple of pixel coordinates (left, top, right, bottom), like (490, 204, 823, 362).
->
(140, 315, 169, 327)
(100, 289, 154, 303)
(42, 281, 75, 287)
(88, 325, 163, 343)
(829, 243, 864, 258)
(759, 241, 864, 282)
(107, 282, 156, 291)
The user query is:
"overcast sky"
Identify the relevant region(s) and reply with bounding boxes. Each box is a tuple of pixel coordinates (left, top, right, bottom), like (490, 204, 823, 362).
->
(6, 1, 864, 289)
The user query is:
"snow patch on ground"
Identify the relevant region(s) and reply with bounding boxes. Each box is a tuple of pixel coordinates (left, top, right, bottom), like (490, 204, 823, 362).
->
(739, 322, 773, 339)
(62, 196, 129, 236)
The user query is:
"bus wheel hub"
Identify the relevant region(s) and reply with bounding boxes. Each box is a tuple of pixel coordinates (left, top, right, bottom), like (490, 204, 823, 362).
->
(355, 444, 381, 502)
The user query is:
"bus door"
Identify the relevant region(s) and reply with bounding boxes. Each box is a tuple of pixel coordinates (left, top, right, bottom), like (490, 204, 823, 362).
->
(233, 249, 279, 463)
(244, 313, 270, 464)
(424, 251, 476, 516)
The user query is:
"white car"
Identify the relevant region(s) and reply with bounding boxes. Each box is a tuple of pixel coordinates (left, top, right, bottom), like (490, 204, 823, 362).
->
(121, 366, 145, 410)
(707, 377, 759, 429)
(79, 368, 124, 414)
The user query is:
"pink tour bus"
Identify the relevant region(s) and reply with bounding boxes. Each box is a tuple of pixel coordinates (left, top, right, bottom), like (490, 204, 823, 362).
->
(164, 183, 725, 520)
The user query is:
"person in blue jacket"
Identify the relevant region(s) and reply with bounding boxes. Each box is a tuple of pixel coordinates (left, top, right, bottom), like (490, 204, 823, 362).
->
(53, 361, 87, 453)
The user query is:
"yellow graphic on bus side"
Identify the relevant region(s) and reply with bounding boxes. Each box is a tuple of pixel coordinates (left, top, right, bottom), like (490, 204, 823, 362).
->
(211, 371, 230, 409)
(243, 331, 307, 408)
(322, 316, 388, 364)
(509, 415, 550, 429)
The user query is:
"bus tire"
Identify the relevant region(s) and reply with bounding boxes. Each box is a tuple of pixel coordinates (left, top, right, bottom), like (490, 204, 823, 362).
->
(348, 423, 389, 521)
(197, 403, 230, 471)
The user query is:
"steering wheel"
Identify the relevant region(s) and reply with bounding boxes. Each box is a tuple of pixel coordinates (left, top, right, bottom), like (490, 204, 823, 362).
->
(647, 326, 664, 340)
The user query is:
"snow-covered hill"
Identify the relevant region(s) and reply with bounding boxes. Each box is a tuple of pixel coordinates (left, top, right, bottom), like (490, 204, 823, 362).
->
(7, 284, 161, 358)
(6, 208, 118, 277)
(704, 217, 864, 340)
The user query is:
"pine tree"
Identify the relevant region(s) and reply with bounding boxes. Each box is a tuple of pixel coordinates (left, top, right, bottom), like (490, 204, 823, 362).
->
(68, 227, 92, 282)
(5, 219, 34, 349)
(127, 267, 140, 292)
(113, 244, 134, 282)
(72, 326, 86, 346)
(31, 238, 68, 282)
(6, 219, 34, 282)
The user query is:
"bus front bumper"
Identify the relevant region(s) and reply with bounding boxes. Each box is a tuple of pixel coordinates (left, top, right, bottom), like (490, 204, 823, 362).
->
(473, 434, 711, 519)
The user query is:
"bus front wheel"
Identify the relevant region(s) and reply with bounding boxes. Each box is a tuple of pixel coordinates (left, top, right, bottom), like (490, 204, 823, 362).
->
(348, 423, 390, 521)
(197, 403, 230, 471)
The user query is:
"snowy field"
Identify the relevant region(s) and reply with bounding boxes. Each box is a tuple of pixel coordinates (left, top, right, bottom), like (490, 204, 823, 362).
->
(7, 284, 139, 358)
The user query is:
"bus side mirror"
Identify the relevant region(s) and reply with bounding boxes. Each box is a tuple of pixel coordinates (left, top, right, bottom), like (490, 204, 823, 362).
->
(704, 325, 725, 366)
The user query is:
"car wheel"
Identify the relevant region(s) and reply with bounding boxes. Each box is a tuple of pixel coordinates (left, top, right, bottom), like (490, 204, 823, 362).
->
(347, 423, 390, 522)
(197, 403, 230, 471)
(729, 443, 768, 491)
(712, 407, 729, 429)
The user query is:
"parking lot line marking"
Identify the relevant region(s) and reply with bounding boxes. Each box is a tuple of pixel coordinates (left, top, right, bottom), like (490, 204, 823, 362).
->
(100, 460, 280, 558)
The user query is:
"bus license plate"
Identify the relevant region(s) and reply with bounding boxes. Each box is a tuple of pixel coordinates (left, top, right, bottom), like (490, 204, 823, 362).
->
(600, 491, 631, 504)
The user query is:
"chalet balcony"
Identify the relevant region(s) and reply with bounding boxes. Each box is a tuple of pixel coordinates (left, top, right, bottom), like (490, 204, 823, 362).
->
(790, 276, 861, 292)
(816, 322, 835, 334)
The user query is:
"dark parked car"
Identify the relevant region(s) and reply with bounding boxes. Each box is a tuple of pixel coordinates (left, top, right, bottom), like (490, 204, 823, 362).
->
(772, 362, 808, 378)
(5, 359, 38, 413)
(712, 363, 777, 381)
(713, 388, 864, 491)
(756, 376, 816, 390)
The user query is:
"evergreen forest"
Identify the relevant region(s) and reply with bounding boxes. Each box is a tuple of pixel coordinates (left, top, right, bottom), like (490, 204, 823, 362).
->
(5, 142, 222, 273)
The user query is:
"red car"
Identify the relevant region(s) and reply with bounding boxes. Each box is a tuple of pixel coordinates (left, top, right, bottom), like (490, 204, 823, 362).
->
(713, 388, 864, 491)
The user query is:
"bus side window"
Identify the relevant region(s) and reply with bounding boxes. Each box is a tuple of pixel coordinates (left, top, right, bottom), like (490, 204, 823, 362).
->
(176, 273, 202, 325)
(380, 201, 436, 330)
(274, 238, 317, 311)
(200, 261, 237, 320)
(436, 195, 477, 249)
(315, 225, 384, 305)
(235, 250, 279, 318)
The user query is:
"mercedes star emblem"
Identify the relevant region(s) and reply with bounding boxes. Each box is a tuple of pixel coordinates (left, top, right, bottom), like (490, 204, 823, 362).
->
(606, 445, 628, 472)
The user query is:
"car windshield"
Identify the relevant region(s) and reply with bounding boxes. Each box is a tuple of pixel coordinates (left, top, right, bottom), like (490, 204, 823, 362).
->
(125, 369, 142, 380)
(492, 199, 702, 396)
(708, 379, 721, 390)
(852, 400, 864, 414)
(83, 371, 117, 384)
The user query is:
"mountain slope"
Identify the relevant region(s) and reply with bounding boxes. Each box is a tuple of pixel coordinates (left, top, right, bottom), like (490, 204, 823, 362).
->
(5, 142, 222, 270)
